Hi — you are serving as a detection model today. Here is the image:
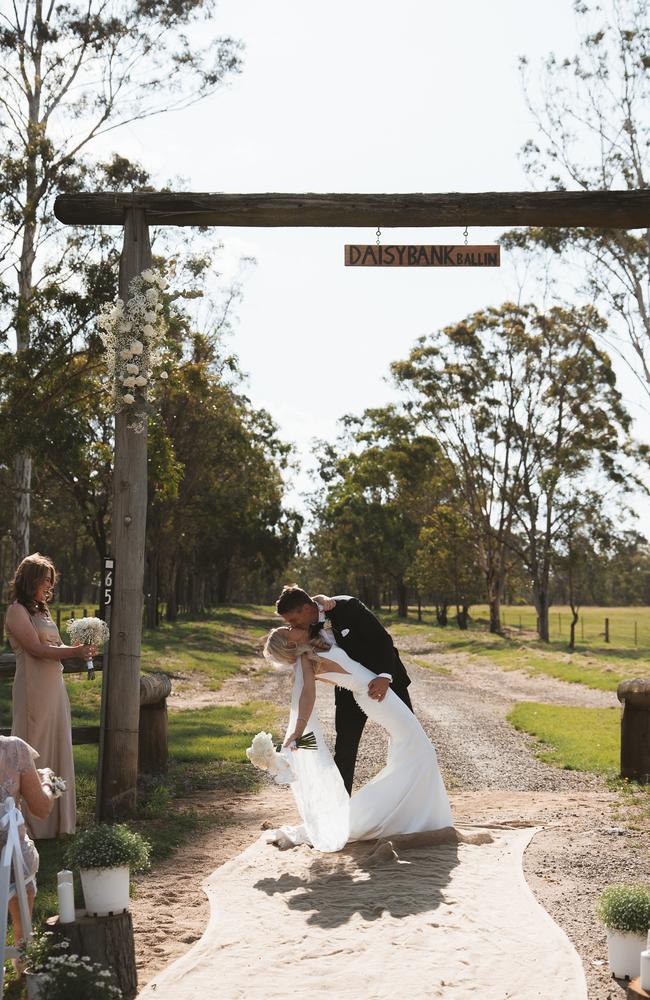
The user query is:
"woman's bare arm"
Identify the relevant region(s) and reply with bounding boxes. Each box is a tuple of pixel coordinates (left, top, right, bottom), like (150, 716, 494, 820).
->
(283, 654, 317, 746)
(20, 765, 54, 821)
(6, 604, 94, 661)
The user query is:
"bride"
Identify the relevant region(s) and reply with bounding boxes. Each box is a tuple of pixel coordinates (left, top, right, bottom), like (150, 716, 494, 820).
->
(263, 624, 453, 853)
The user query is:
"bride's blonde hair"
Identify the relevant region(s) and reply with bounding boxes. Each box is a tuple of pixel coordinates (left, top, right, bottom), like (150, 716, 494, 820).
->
(263, 626, 319, 667)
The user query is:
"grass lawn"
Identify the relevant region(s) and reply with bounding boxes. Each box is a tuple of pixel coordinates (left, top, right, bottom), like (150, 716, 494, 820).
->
(507, 702, 620, 774)
(384, 606, 650, 692)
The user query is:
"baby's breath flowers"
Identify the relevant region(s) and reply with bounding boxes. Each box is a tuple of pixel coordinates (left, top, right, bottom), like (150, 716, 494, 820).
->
(98, 267, 169, 432)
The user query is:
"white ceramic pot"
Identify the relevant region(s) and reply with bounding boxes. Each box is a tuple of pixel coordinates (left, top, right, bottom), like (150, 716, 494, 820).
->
(80, 865, 130, 916)
(606, 928, 647, 979)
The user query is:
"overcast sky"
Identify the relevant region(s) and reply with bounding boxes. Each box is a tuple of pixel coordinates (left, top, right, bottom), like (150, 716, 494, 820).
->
(95, 0, 649, 527)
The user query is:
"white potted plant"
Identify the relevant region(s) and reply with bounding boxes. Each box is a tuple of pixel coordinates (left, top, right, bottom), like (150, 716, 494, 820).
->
(597, 884, 650, 979)
(64, 823, 151, 917)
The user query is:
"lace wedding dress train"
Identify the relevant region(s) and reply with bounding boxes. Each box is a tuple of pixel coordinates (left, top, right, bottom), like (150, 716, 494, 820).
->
(269, 646, 453, 853)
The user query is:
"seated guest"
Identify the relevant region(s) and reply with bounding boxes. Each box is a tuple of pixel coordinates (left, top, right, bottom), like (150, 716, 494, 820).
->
(0, 734, 56, 950)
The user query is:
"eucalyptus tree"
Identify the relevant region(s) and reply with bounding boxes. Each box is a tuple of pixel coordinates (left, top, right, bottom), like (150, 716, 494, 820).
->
(0, 0, 242, 559)
(507, 0, 650, 392)
(309, 406, 449, 618)
(393, 302, 636, 638)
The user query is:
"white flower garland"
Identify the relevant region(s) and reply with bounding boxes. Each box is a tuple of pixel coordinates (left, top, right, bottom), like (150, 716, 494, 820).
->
(98, 268, 169, 432)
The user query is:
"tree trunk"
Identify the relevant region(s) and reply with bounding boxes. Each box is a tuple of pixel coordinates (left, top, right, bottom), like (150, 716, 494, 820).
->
(396, 581, 408, 619)
(436, 605, 448, 626)
(568, 606, 579, 651)
(98, 208, 151, 821)
(488, 598, 501, 634)
(457, 604, 470, 630)
(12, 452, 31, 563)
(47, 911, 137, 1000)
(165, 559, 178, 622)
(533, 590, 550, 643)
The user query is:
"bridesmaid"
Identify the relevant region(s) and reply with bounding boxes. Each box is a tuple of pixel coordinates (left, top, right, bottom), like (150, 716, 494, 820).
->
(5, 553, 95, 838)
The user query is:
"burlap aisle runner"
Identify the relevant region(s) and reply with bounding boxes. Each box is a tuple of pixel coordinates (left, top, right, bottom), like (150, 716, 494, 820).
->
(138, 827, 587, 1000)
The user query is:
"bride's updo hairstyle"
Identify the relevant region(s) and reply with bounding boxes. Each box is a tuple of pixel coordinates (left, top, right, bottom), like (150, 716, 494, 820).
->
(263, 626, 317, 667)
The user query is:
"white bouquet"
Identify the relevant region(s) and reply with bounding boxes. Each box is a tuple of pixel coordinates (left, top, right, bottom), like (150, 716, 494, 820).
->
(38, 768, 67, 798)
(246, 732, 296, 785)
(66, 617, 110, 680)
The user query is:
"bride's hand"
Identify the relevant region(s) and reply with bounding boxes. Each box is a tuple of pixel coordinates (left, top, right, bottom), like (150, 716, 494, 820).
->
(312, 595, 336, 612)
(283, 730, 303, 750)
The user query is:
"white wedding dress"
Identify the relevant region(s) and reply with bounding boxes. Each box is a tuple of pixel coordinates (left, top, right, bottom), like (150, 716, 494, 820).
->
(269, 646, 453, 853)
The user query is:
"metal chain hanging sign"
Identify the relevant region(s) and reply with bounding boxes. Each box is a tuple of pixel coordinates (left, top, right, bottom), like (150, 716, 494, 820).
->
(345, 223, 500, 267)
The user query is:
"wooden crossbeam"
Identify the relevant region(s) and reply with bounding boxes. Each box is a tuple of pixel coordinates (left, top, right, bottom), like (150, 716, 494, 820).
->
(53, 190, 650, 229)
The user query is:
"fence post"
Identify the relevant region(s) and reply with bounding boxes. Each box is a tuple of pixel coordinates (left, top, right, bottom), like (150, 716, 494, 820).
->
(0, 612, 4, 645)
(617, 680, 650, 781)
(604, 617, 610, 643)
(519, 614, 522, 631)
(634, 621, 638, 647)
(558, 612, 561, 635)
(581, 616, 584, 641)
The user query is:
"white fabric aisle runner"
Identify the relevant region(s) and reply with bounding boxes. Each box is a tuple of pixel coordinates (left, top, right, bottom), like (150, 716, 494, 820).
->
(138, 828, 587, 1000)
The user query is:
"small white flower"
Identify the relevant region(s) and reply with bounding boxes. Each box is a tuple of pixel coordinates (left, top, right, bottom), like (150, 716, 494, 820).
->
(134, 375, 148, 387)
(123, 393, 135, 404)
(119, 348, 133, 361)
(145, 287, 158, 305)
(142, 324, 155, 338)
(122, 376, 136, 388)
(144, 311, 156, 323)
(126, 363, 139, 374)
(130, 340, 144, 355)
(155, 303, 163, 312)
(160, 371, 169, 380)
(118, 321, 132, 334)
(141, 269, 156, 282)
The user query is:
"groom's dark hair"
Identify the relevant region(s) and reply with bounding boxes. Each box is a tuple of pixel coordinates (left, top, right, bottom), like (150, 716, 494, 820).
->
(276, 585, 315, 614)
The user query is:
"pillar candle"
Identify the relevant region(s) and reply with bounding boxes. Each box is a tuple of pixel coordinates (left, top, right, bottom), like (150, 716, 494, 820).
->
(57, 870, 75, 924)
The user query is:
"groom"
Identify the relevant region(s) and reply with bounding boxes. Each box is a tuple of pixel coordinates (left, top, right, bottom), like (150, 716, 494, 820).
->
(275, 586, 412, 794)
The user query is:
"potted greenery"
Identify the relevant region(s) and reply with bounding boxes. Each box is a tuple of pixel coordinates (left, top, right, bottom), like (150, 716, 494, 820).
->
(65, 822, 151, 917)
(24, 933, 120, 1000)
(597, 884, 650, 979)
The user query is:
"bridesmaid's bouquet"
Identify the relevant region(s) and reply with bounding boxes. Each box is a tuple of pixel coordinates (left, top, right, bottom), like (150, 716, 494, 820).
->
(66, 617, 110, 680)
(38, 768, 67, 798)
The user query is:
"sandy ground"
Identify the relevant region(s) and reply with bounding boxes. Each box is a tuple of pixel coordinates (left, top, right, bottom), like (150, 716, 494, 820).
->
(131, 633, 650, 1000)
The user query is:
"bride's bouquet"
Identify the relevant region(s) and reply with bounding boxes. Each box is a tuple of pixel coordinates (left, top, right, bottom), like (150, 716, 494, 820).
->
(246, 731, 317, 785)
(66, 617, 110, 680)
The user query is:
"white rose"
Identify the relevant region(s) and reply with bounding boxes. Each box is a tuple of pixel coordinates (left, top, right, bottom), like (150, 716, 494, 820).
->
(145, 312, 156, 323)
(155, 303, 163, 312)
(145, 288, 158, 305)
(134, 375, 148, 386)
(143, 324, 155, 338)
(123, 393, 135, 405)
(141, 269, 156, 283)
(122, 376, 136, 388)
(119, 348, 133, 361)
(119, 321, 132, 334)
(126, 363, 139, 374)
(130, 340, 144, 355)
(160, 371, 169, 380)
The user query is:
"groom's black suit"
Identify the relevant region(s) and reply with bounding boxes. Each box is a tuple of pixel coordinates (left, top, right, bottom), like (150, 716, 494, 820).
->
(312, 596, 412, 795)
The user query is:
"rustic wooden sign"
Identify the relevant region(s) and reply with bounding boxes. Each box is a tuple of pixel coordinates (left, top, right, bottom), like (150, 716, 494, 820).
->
(344, 244, 500, 267)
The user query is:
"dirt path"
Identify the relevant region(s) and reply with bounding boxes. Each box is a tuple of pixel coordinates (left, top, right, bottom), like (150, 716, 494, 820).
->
(132, 635, 647, 1000)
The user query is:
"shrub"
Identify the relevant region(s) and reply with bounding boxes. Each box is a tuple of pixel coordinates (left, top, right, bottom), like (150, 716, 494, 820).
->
(64, 822, 151, 873)
(597, 884, 650, 934)
(24, 934, 120, 1000)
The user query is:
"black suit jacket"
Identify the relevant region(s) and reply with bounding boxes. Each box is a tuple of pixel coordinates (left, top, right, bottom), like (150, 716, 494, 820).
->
(322, 596, 410, 690)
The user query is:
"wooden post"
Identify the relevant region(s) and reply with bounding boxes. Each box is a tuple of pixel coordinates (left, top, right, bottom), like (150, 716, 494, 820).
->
(138, 672, 172, 773)
(605, 617, 610, 643)
(47, 912, 137, 999)
(617, 680, 650, 782)
(98, 208, 152, 821)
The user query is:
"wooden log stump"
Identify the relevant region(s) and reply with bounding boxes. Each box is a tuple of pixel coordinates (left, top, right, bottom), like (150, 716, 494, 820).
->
(617, 680, 650, 782)
(46, 910, 137, 999)
(139, 672, 172, 774)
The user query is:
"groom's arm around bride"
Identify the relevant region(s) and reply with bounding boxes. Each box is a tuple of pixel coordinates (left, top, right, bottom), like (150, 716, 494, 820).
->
(275, 586, 413, 794)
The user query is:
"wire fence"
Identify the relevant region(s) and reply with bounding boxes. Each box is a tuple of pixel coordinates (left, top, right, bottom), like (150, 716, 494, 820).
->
(499, 606, 650, 649)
